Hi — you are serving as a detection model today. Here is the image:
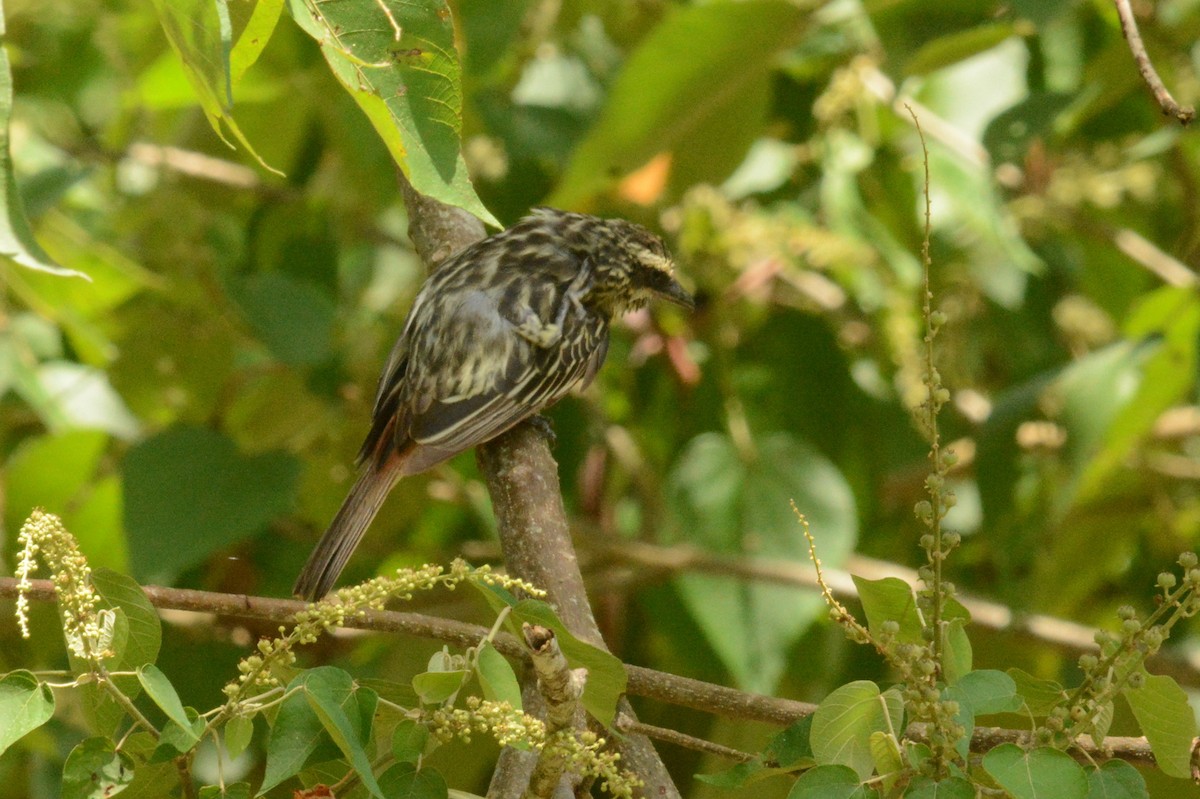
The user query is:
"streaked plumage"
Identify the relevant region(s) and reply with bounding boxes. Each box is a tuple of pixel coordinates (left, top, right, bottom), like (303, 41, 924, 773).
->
(293, 209, 693, 600)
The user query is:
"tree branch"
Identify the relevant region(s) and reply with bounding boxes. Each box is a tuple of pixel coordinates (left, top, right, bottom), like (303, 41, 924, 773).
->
(1114, 0, 1194, 125)
(0, 576, 1182, 768)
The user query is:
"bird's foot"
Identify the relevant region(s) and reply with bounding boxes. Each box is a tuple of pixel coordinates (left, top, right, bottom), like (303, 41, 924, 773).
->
(528, 414, 557, 448)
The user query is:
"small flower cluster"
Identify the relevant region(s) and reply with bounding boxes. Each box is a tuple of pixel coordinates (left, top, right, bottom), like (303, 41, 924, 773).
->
(1041, 553, 1200, 746)
(425, 697, 639, 798)
(876, 622, 964, 764)
(222, 561, 546, 703)
(14, 510, 112, 659)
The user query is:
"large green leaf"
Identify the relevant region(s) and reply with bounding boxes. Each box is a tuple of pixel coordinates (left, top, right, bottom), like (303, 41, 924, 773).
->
(285, 0, 497, 226)
(982, 744, 1087, 799)
(666, 432, 857, 693)
(124, 425, 300, 583)
(810, 681, 900, 780)
(551, 0, 807, 206)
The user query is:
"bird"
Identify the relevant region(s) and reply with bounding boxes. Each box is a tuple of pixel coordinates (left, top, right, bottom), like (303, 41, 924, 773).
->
(293, 208, 694, 600)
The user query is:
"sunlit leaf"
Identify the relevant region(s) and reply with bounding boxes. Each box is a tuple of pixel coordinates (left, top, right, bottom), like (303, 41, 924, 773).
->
(149, 0, 279, 172)
(285, 0, 497, 225)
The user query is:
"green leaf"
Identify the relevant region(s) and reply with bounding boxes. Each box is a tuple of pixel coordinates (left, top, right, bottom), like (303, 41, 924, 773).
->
(475, 641, 522, 710)
(941, 618, 972, 685)
(379, 763, 449, 799)
(149, 0, 279, 172)
(1122, 672, 1196, 779)
(0, 15, 84, 278)
(952, 670, 1021, 716)
(811, 681, 893, 780)
(1008, 668, 1066, 717)
(285, 0, 497, 226)
(69, 570, 162, 737)
(137, 664, 199, 746)
(61, 737, 135, 799)
(92, 569, 161, 667)
(509, 599, 627, 725)
(303, 669, 385, 798)
(667, 432, 857, 694)
(787, 764, 874, 799)
(765, 715, 815, 769)
(229, 273, 335, 366)
(155, 709, 205, 757)
(224, 714, 254, 760)
(551, 0, 806, 206)
(903, 776, 975, 798)
(111, 732, 177, 799)
(906, 23, 1017, 75)
(1085, 760, 1148, 799)
(0, 671, 55, 757)
(261, 689, 326, 793)
(944, 670, 1019, 760)
(229, 0, 284, 85)
(124, 425, 300, 583)
(1090, 700, 1114, 749)
(868, 731, 902, 791)
(982, 743, 1088, 799)
(851, 576, 923, 644)
(391, 719, 430, 764)
(411, 670, 469, 705)
(260, 667, 372, 794)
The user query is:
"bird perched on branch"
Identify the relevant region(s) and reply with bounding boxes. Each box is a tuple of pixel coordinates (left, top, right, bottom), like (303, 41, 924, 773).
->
(293, 208, 694, 600)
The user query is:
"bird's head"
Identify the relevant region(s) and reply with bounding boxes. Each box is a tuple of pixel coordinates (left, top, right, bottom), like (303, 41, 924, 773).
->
(601, 218, 694, 313)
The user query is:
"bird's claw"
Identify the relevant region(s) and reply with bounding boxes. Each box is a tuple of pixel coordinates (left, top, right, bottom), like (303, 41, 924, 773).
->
(528, 414, 557, 448)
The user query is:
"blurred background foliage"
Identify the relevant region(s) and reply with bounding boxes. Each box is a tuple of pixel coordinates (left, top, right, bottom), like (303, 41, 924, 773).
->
(2, 0, 1200, 795)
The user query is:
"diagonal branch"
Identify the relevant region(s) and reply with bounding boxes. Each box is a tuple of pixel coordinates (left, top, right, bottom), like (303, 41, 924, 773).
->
(1114, 0, 1194, 125)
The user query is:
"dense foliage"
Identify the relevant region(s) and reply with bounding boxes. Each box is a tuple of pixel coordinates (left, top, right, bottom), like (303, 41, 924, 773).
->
(3, 0, 1200, 797)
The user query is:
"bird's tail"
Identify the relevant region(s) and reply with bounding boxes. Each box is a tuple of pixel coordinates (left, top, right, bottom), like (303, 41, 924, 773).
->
(292, 462, 402, 601)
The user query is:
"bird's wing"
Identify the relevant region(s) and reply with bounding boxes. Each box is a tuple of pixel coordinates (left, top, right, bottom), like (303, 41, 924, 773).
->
(401, 301, 608, 473)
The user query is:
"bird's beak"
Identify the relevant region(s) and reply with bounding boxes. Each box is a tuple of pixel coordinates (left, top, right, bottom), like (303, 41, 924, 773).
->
(656, 278, 695, 310)
(645, 261, 694, 309)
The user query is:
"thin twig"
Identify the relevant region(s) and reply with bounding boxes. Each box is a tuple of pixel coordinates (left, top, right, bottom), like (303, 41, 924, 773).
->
(1113, 0, 1195, 125)
(614, 715, 754, 763)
